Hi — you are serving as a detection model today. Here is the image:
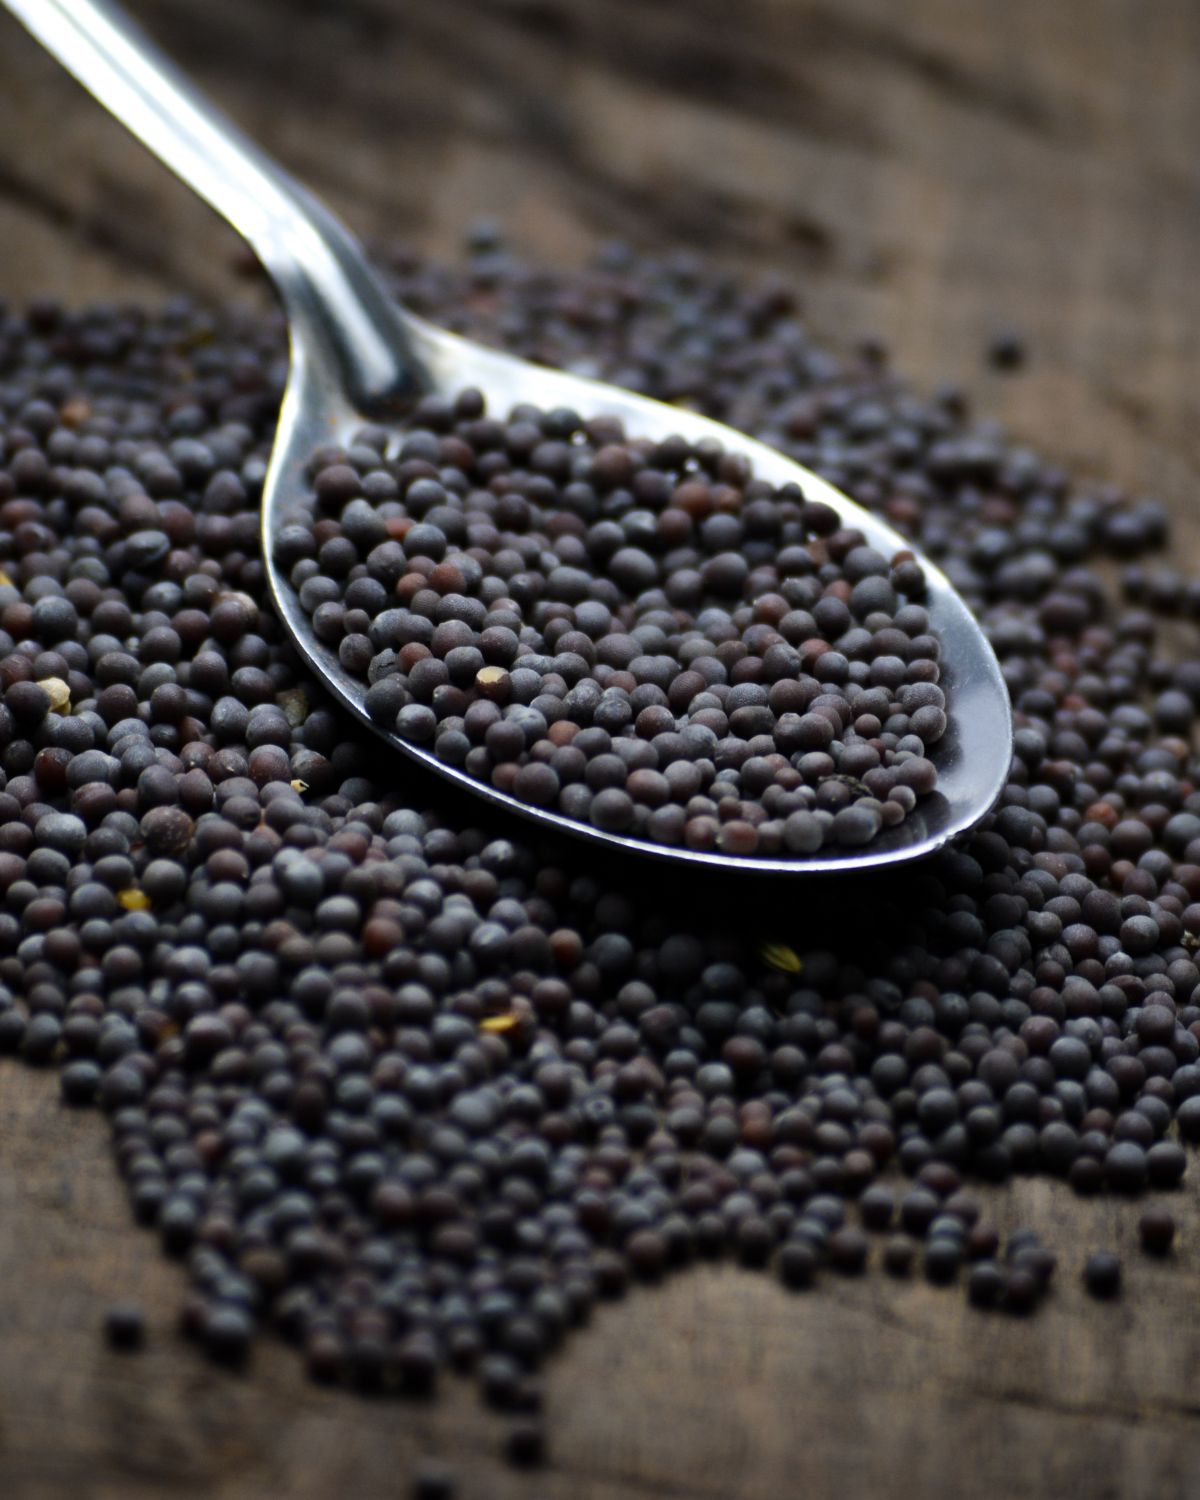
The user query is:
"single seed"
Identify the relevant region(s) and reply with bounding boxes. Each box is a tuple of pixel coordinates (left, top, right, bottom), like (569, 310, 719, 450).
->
(1083, 1252, 1122, 1299)
(1139, 1207, 1177, 1256)
(760, 942, 803, 974)
(104, 1303, 146, 1351)
(37, 676, 71, 714)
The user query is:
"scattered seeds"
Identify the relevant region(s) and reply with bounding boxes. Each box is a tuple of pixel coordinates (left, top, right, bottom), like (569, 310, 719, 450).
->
(0, 229, 1194, 1465)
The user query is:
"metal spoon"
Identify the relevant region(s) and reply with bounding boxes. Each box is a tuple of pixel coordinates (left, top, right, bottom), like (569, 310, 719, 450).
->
(4, 0, 1012, 874)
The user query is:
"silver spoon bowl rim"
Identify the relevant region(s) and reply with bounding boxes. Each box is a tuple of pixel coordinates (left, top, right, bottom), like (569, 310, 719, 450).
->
(262, 317, 1013, 875)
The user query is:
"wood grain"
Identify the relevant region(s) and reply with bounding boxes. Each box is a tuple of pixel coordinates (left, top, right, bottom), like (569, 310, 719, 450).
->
(2, 2, 1200, 1496)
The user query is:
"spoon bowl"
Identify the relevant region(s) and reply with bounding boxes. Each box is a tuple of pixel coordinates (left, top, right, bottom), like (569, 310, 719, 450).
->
(5, 0, 1013, 873)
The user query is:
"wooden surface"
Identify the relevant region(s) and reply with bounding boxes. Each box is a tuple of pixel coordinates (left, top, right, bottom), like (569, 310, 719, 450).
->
(3, 2, 1200, 1496)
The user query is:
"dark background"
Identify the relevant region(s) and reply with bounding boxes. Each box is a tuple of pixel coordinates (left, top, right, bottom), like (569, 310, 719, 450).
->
(2, 2, 1200, 1497)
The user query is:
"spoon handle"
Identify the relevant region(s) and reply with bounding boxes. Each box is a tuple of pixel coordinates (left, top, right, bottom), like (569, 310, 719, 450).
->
(3, 0, 423, 403)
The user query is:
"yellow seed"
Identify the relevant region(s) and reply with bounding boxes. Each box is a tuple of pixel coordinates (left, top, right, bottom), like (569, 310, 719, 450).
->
(475, 665, 513, 703)
(479, 1012, 521, 1034)
(760, 941, 803, 974)
(278, 688, 309, 728)
(37, 676, 71, 714)
(0, 569, 11, 587)
(118, 887, 152, 912)
(290, 779, 309, 794)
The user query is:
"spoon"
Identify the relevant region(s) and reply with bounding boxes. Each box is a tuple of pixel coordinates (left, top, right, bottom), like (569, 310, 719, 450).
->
(3, 0, 1012, 874)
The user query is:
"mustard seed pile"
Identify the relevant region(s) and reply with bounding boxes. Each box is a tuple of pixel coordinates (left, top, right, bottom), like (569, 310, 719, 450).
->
(0, 238, 1196, 1465)
(286, 400, 941, 855)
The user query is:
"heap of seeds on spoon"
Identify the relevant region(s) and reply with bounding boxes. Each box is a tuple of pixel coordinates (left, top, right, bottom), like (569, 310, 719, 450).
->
(287, 397, 943, 856)
(0, 232, 1195, 1476)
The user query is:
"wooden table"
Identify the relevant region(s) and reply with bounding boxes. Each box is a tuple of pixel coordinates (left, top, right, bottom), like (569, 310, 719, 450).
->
(2, 2, 1200, 1496)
